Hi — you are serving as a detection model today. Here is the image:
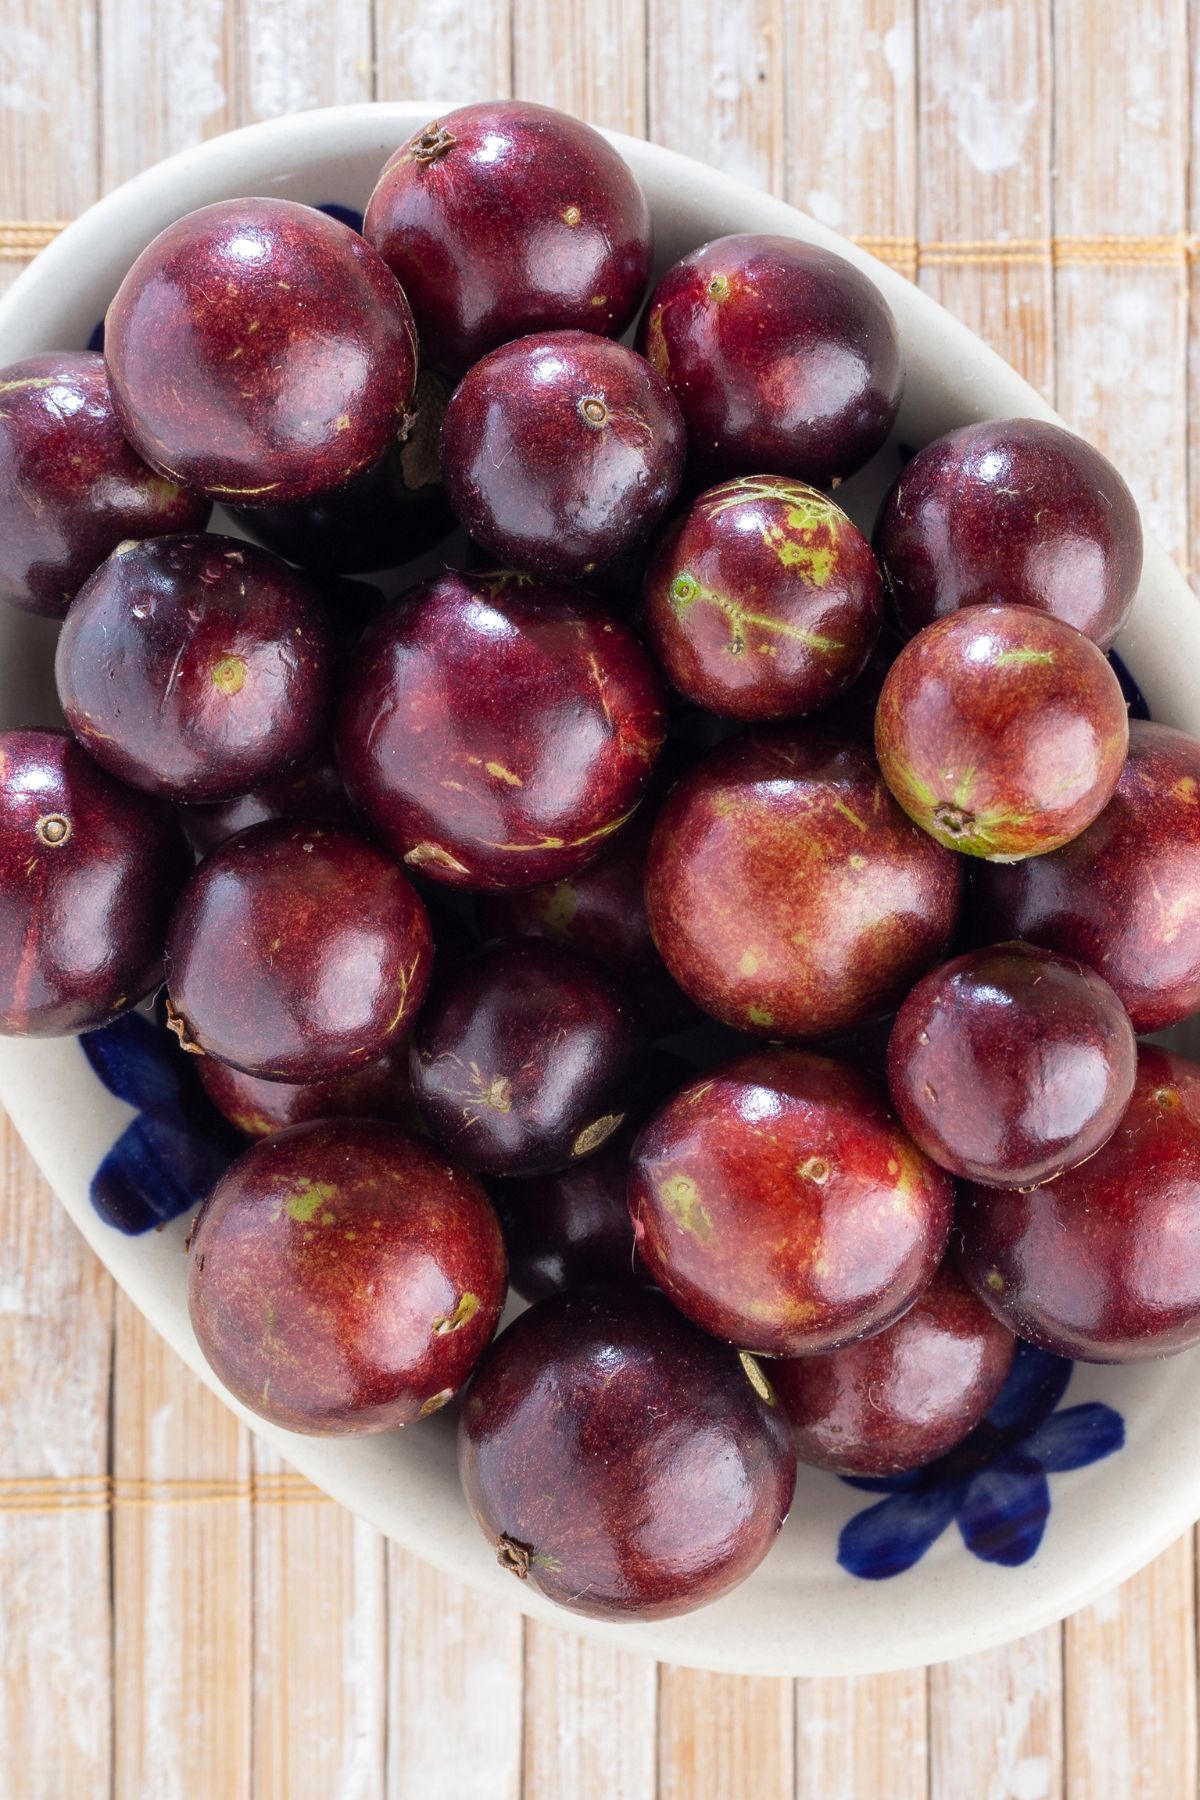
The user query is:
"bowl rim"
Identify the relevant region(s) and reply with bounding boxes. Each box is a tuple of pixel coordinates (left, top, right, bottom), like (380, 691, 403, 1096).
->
(2, 99, 1200, 1678)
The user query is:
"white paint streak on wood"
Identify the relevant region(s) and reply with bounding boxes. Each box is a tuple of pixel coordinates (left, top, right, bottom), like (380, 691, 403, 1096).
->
(511, 0, 647, 133)
(99, 0, 238, 188)
(796, 1671, 927, 1800)
(647, 0, 786, 194)
(238, 0, 374, 119)
(931, 1635, 1063, 1800)
(374, 0, 514, 104)
(522, 1625, 657, 1799)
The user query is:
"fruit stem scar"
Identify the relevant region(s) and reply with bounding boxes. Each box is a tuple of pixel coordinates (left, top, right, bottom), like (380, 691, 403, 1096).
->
(34, 813, 71, 847)
(497, 1535, 533, 1579)
(164, 997, 204, 1055)
(580, 396, 609, 427)
(412, 121, 456, 162)
(561, 204, 582, 226)
(211, 655, 246, 696)
(933, 803, 974, 838)
(707, 273, 730, 300)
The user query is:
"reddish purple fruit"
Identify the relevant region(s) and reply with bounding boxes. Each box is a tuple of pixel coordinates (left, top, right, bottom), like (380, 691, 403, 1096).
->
(974, 721, 1200, 1032)
(409, 939, 644, 1178)
(337, 569, 665, 891)
(476, 807, 694, 1036)
(639, 233, 903, 486)
(364, 101, 653, 378)
(189, 1118, 506, 1433)
(441, 331, 686, 581)
(458, 1285, 796, 1620)
(177, 752, 354, 858)
(0, 351, 209, 618)
(643, 477, 883, 720)
(165, 821, 433, 1082)
(493, 1113, 647, 1302)
(888, 942, 1136, 1188)
(875, 604, 1129, 859)
(644, 728, 963, 1040)
(105, 198, 418, 507)
(0, 728, 189, 1035)
(196, 1041, 420, 1140)
(628, 1050, 954, 1356)
(56, 534, 331, 804)
(772, 1262, 1015, 1475)
(874, 418, 1143, 648)
(958, 1047, 1200, 1362)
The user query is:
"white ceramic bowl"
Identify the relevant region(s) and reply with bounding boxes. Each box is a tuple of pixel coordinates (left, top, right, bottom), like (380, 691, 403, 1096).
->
(3, 101, 1200, 1679)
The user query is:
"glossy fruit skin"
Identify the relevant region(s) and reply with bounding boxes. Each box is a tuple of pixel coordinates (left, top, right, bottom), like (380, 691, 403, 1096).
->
(875, 604, 1129, 860)
(638, 234, 903, 486)
(493, 1114, 646, 1302)
(409, 939, 644, 1178)
(337, 569, 665, 892)
(973, 722, 1200, 1032)
(643, 477, 883, 721)
(196, 1041, 420, 1139)
(457, 1285, 796, 1620)
(441, 331, 686, 581)
(957, 1047, 1200, 1363)
(874, 418, 1143, 648)
(189, 1117, 506, 1434)
(629, 1049, 953, 1356)
(772, 1262, 1015, 1475)
(0, 352, 210, 618)
(887, 942, 1136, 1188)
(0, 728, 190, 1035)
(230, 370, 455, 573)
(164, 820, 433, 1082)
(475, 807, 694, 1036)
(644, 727, 963, 1040)
(56, 534, 331, 804)
(105, 197, 419, 507)
(364, 101, 653, 379)
(177, 753, 355, 858)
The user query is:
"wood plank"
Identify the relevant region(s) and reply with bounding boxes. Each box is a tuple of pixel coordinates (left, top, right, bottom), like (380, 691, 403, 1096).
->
(386, 1550, 524, 1800)
(237, 0, 373, 119)
(511, 0, 647, 132)
(0, 2, 98, 297)
(0, 1116, 113, 1800)
(98, 0, 239, 190)
(796, 1672, 927, 1800)
(930, 1635, 1064, 1800)
(111, 1290, 254, 1800)
(657, 1668, 794, 1799)
(374, 0, 514, 105)
(647, 0, 787, 195)
(522, 1626, 657, 1800)
(250, 1441, 386, 1800)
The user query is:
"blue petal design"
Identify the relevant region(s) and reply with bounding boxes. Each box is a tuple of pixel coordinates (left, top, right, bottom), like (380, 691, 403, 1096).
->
(837, 1482, 966, 1580)
(1022, 1402, 1125, 1471)
(89, 1111, 230, 1235)
(957, 1452, 1051, 1566)
(1109, 651, 1151, 722)
(316, 202, 364, 235)
(983, 1342, 1072, 1433)
(840, 1470, 923, 1495)
(81, 1009, 189, 1112)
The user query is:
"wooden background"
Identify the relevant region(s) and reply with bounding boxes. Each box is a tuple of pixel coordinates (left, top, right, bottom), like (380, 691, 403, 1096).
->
(1, 0, 1198, 1793)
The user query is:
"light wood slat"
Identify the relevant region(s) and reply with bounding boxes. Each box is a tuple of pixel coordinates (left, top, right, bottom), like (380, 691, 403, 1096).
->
(111, 1290, 254, 1799)
(796, 1672, 927, 1799)
(522, 1629, 657, 1800)
(237, 0, 374, 119)
(0, 2, 98, 282)
(658, 1668, 794, 1798)
(511, 0, 647, 131)
(373, 0, 514, 104)
(915, 0, 1054, 398)
(97, 0, 239, 190)
(0, 1117, 113, 1800)
(647, 0, 787, 194)
(385, 1550, 523, 1800)
(930, 1638, 1064, 1800)
(249, 1440, 386, 1800)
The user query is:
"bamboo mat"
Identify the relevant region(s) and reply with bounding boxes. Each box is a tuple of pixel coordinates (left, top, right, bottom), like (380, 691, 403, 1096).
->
(1, 1, 1198, 1794)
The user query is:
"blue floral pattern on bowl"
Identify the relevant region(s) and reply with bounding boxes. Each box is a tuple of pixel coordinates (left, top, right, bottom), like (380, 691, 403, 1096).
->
(837, 1342, 1125, 1580)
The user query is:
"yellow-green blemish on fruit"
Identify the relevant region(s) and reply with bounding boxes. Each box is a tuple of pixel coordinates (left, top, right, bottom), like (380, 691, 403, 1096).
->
(747, 1004, 774, 1028)
(432, 1292, 480, 1337)
(644, 308, 669, 376)
(739, 949, 760, 976)
(418, 1388, 455, 1417)
(739, 1351, 776, 1405)
(985, 1269, 1005, 1293)
(849, 853, 867, 870)
(212, 656, 245, 696)
(572, 1113, 624, 1157)
(832, 799, 868, 833)
(485, 761, 523, 787)
(540, 881, 578, 938)
(276, 1180, 338, 1224)
(659, 1174, 714, 1242)
(707, 273, 730, 301)
(670, 573, 700, 614)
(995, 647, 1056, 669)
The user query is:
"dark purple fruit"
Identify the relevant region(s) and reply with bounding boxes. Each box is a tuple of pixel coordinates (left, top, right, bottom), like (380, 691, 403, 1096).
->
(105, 198, 418, 507)
(0, 728, 189, 1035)
(644, 728, 963, 1040)
(164, 820, 432, 1082)
(958, 1047, 1200, 1362)
(196, 1041, 420, 1139)
(441, 331, 686, 581)
(457, 1286, 796, 1620)
(0, 351, 210, 618)
(772, 1261, 1015, 1475)
(364, 101, 652, 378)
(644, 476, 883, 721)
(874, 418, 1143, 648)
(887, 942, 1136, 1187)
(875, 604, 1129, 859)
(409, 939, 644, 1178)
(337, 569, 665, 891)
(973, 721, 1200, 1032)
(189, 1117, 506, 1433)
(56, 534, 331, 804)
(628, 1049, 953, 1356)
(177, 752, 354, 858)
(638, 233, 903, 486)
(492, 1113, 646, 1302)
